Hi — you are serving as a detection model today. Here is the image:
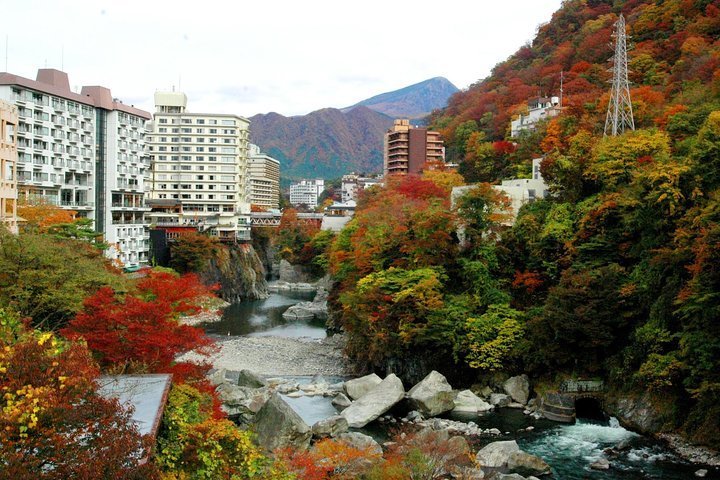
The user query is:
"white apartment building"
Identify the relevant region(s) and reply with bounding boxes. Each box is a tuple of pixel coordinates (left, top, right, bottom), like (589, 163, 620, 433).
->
(247, 143, 280, 210)
(0, 69, 151, 267)
(146, 92, 252, 242)
(289, 179, 324, 208)
(341, 173, 382, 203)
(0, 100, 18, 234)
(510, 96, 560, 138)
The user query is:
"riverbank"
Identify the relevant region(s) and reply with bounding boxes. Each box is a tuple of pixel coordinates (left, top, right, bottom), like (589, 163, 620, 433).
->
(179, 333, 354, 377)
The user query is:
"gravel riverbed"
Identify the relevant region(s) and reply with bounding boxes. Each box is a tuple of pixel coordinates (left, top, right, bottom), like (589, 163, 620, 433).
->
(178, 333, 354, 377)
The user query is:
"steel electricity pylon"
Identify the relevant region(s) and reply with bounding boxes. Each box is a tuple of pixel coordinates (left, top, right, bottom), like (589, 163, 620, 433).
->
(604, 14, 635, 136)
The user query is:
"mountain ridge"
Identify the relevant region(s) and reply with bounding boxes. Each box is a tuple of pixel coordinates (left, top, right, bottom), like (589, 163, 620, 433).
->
(249, 77, 458, 180)
(342, 76, 459, 119)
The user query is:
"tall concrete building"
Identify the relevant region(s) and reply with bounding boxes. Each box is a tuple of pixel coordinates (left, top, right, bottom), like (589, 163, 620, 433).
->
(247, 143, 280, 210)
(384, 119, 444, 176)
(146, 92, 252, 241)
(0, 100, 18, 234)
(0, 69, 151, 267)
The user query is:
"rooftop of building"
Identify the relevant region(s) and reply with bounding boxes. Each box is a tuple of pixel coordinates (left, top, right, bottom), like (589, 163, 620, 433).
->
(0, 68, 151, 119)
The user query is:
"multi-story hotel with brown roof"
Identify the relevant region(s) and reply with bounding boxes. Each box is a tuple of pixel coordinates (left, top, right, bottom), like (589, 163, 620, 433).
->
(0, 69, 152, 267)
(383, 119, 444, 176)
(0, 100, 18, 234)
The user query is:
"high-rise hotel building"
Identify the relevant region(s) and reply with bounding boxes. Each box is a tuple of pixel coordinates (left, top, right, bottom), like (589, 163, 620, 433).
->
(0, 100, 18, 234)
(146, 92, 252, 241)
(247, 143, 280, 210)
(0, 69, 152, 267)
(383, 119, 444, 176)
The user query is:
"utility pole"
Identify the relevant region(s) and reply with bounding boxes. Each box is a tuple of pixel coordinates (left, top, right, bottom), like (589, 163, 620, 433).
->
(604, 14, 635, 136)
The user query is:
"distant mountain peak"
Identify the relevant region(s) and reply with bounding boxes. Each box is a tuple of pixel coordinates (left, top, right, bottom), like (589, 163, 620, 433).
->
(343, 77, 459, 119)
(248, 78, 457, 181)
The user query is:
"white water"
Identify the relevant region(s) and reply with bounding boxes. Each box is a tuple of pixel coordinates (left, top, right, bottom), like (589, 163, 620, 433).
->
(527, 419, 639, 465)
(520, 418, 706, 479)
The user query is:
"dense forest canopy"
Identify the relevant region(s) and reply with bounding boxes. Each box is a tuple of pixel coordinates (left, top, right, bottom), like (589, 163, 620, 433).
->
(328, 0, 720, 449)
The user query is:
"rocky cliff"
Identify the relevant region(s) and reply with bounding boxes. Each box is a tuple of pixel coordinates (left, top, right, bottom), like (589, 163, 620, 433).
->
(200, 243, 268, 302)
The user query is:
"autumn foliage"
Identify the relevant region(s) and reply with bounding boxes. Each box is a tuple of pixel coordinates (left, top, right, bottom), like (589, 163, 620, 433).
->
(62, 270, 215, 372)
(0, 310, 156, 478)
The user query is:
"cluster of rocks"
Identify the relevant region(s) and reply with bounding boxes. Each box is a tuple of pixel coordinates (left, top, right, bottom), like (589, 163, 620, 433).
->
(210, 368, 550, 478)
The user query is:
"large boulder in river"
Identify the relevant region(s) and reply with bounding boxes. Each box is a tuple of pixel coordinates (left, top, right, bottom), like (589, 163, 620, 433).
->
(252, 393, 311, 452)
(331, 393, 352, 409)
(476, 440, 521, 468)
(282, 303, 316, 320)
(453, 389, 494, 413)
(503, 375, 530, 405)
(407, 370, 456, 417)
(237, 369, 267, 388)
(508, 451, 551, 476)
(341, 374, 405, 428)
(344, 373, 382, 400)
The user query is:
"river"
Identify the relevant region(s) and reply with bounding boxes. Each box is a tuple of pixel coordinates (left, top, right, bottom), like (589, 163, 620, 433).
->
(209, 292, 718, 479)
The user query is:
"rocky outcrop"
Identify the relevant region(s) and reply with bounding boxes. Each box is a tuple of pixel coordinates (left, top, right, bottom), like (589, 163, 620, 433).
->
(200, 243, 268, 302)
(252, 393, 312, 452)
(279, 259, 315, 283)
(341, 374, 405, 428)
(604, 391, 671, 435)
(503, 375, 530, 405)
(344, 373, 382, 400)
(407, 370, 456, 417)
(453, 389, 494, 413)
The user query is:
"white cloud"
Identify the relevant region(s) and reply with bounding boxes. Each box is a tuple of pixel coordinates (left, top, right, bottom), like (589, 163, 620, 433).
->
(3, 0, 562, 116)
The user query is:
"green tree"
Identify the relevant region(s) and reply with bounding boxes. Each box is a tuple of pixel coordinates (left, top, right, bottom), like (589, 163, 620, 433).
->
(0, 231, 126, 330)
(169, 232, 221, 273)
(463, 304, 525, 371)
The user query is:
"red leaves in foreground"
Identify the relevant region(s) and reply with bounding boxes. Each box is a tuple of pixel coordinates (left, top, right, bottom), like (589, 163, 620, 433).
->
(1, 327, 157, 479)
(62, 271, 215, 372)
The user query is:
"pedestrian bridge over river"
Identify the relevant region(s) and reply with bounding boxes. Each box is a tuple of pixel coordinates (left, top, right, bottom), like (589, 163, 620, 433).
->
(540, 379, 606, 422)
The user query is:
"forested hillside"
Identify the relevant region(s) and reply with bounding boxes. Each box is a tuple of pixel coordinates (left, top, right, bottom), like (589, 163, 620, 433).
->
(329, 0, 720, 449)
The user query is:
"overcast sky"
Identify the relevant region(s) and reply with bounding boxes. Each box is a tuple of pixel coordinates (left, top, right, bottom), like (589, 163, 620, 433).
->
(4, 1, 562, 117)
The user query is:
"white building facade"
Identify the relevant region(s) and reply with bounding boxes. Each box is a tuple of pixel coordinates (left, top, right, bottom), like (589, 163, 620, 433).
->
(341, 173, 382, 203)
(510, 96, 560, 138)
(247, 143, 280, 210)
(146, 92, 252, 241)
(0, 69, 151, 267)
(289, 179, 324, 208)
(0, 100, 18, 234)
